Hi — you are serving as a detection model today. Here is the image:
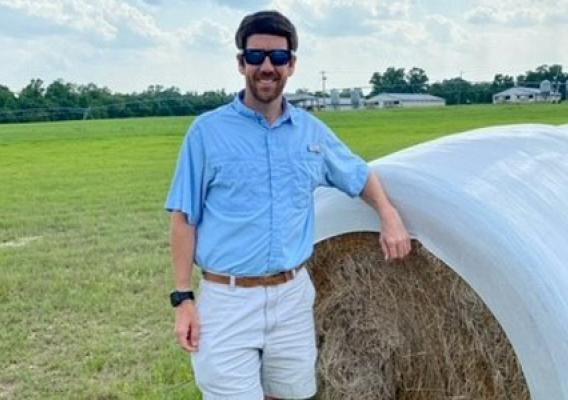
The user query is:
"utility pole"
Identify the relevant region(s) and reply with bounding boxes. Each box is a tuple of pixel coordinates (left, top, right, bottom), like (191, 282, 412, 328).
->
(458, 70, 463, 105)
(320, 71, 327, 110)
(320, 70, 327, 95)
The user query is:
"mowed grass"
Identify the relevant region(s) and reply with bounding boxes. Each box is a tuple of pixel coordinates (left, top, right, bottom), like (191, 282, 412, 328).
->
(1, 103, 567, 399)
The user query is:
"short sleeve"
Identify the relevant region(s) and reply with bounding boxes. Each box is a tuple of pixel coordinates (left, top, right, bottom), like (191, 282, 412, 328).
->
(164, 125, 207, 225)
(320, 126, 370, 198)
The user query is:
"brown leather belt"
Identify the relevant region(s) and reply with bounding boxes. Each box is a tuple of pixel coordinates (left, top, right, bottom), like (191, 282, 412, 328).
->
(202, 264, 304, 288)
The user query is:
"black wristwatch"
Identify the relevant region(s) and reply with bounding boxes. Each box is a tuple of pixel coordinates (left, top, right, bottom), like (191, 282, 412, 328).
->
(170, 290, 195, 307)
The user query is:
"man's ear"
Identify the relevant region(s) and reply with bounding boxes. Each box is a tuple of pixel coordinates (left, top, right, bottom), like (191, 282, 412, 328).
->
(237, 55, 245, 75)
(288, 56, 297, 77)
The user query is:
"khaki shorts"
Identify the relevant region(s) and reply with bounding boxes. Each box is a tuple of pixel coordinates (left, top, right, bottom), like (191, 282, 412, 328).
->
(192, 267, 318, 399)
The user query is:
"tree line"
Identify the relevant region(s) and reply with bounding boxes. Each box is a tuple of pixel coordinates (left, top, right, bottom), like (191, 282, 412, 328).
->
(366, 64, 566, 105)
(0, 64, 565, 123)
(0, 80, 232, 123)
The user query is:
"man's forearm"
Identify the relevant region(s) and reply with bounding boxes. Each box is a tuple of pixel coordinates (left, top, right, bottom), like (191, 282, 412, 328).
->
(170, 212, 196, 290)
(361, 171, 396, 218)
(361, 170, 412, 260)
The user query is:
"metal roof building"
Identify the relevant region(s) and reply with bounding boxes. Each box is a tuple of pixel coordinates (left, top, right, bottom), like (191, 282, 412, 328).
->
(285, 93, 365, 111)
(493, 87, 561, 104)
(285, 93, 320, 110)
(366, 93, 446, 108)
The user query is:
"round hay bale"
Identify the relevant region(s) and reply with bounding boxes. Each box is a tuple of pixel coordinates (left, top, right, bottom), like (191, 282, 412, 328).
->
(307, 233, 529, 399)
(312, 125, 568, 399)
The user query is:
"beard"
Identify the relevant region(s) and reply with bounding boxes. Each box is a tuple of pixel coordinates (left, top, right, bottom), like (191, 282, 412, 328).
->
(246, 70, 287, 104)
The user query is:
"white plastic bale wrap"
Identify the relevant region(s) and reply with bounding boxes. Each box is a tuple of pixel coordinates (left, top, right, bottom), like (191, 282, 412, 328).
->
(314, 124, 568, 400)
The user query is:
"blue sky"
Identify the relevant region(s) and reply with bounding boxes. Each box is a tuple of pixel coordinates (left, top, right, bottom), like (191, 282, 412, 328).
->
(0, 0, 566, 94)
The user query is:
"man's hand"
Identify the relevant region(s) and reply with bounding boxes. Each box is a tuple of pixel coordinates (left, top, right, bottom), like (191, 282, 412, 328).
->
(175, 301, 200, 352)
(361, 172, 412, 261)
(380, 206, 411, 262)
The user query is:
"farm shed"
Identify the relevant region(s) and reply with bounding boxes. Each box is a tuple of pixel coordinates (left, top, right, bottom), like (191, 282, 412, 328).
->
(321, 97, 362, 111)
(493, 87, 561, 104)
(366, 93, 446, 108)
(310, 124, 568, 399)
(286, 93, 320, 111)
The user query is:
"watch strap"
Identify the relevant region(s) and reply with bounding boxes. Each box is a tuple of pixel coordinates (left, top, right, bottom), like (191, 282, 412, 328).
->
(170, 290, 195, 307)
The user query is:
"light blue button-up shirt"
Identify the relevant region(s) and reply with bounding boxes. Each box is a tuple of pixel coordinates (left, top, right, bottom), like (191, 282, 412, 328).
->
(165, 92, 370, 276)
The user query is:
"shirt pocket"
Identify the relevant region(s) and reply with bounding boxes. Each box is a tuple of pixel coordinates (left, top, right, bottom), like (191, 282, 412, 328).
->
(214, 160, 266, 213)
(292, 149, 323, 209)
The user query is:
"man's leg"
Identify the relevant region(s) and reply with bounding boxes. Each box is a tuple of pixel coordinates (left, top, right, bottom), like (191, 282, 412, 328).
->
(261, 268, 318, 399)
(193, 281, 266, 400)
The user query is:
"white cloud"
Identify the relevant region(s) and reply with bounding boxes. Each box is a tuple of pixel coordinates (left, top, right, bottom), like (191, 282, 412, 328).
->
(0, 0, 165, 46)
(209, 0, 273, 11)
(0, 34, 100, 91)
(177, 19, 233, 50)
(464, 6, 496, 25)
(465, 0, 568, 27)
(0, 0, 239, 93)
(274, 0, 412, 37)
(424, 14, 466, 45)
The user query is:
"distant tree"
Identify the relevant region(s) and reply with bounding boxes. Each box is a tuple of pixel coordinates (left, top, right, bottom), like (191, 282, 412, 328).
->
(136, 85, 178, 116)
(406, 67, 429, 93)
(43, 79, 83, 120)
(382, 67, 407, 92)
(18, 79, 47, 108)
(77, 83, 114, 118)
(370, 66, 428, 96)
(0, 85, 16, 109)
(428, 82, 446, 102)
(194, 90, 232, 114)
(429, 77, 474, 105)
(17, 79, 49, 121)
(45, 79, 79, 107)
(470, 81, 493, 103)
(0, 79, 235, 123)
(369, 72, 384, 96)
(295, 88, 311, 95)
(491, 74, 515, 91)
(0, 85, 17, 122)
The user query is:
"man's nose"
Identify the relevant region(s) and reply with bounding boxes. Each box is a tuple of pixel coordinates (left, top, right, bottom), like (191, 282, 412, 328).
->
(259, 55, 275, 72)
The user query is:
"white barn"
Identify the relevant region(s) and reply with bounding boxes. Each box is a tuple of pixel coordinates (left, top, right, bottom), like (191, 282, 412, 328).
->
(286, 95, 365, 111)
(493, 87, 561, 104)
(366, 93, 446, 108)
(286, 93, 321, 111)
(322, 97, 364, 111)
(287, 88, 368, 112)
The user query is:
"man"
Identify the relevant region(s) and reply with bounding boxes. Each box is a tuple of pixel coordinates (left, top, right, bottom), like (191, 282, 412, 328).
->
(166, 10, 411, 400)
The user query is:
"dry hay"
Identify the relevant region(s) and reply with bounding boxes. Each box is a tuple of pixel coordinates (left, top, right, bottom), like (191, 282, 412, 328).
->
(306, 232, 530, 400)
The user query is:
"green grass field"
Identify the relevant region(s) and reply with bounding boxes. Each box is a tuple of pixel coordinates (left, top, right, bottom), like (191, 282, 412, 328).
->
(1, 103, 567, 399)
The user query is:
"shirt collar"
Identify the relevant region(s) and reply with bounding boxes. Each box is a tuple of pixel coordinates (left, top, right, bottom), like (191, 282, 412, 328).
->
(232, 90, 297, 126)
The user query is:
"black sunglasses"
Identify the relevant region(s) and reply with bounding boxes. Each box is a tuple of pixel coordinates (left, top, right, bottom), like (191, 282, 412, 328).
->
(240, 49, 294, 66)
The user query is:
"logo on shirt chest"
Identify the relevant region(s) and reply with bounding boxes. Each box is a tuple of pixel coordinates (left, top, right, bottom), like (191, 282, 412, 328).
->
(307, 143, 322, 154)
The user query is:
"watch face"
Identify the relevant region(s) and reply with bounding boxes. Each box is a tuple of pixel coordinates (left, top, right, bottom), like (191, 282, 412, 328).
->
(170, 291, 194, 307)
(170, 292, 179, 307)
